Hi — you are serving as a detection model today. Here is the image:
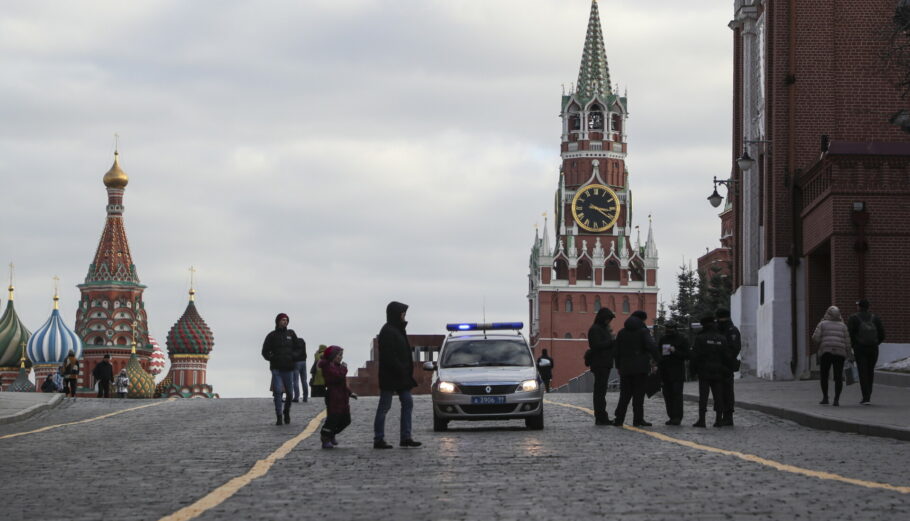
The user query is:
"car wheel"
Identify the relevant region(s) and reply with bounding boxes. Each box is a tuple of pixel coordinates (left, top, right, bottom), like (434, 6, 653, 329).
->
(525, 410, 544, 430)
(433, 413, 449, 432)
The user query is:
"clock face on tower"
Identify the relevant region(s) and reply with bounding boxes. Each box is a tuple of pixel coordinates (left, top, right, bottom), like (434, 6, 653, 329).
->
(571, 183, 620, 232)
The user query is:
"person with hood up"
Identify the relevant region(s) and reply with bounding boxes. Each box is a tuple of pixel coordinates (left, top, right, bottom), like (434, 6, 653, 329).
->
(372, 301, 421, 449)
(92, 353, 114, 398)
(612, 310, 660, 427)
(690, 314, 728, 427)
(587, 307, 616, 425)
(318, 345, 357, 449)
(715, 308, 741, 426)
(41, 374, 57, 393)
(115, 369, 129, 398)
(657, 321, 690, 425)
(812, 305, 853, 406)
(309, 345, 328, 398)
(847, 299, 885, 404)
(262, 313, 299, 426)
(536, 349, 554, 393)
(62, 350, 80, 398)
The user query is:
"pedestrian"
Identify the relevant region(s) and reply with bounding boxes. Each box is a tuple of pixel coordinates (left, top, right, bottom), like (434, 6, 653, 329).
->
(715, 308, 741, 426)
(373, 301, 421, 449)
(62, 350, 80, 398)
(847, 299, 885, 405)
(319, 345, 358, 449)
(536, 349, 554, 393)
(691, 315, 728, 428)
(115, 369, 129, 398)
(812, 306, 853, 406)
(262, 312, 299, 426)
(41, 374, 57, 393)
(292, 337, 308, 403)
(309, 345, 327, 398)
(587, 307, 616, 425)
(53, 367, 64, 393)
(657, 321, 690, 425)
(612, 310, 660, 427)
(92, 354, 114, 398)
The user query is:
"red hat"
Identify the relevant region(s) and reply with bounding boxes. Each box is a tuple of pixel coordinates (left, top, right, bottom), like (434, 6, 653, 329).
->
(275, 313, 289, 325)
(323, 345, 342, 360)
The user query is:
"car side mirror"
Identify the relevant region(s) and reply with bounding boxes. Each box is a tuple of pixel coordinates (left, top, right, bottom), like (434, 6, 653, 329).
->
(422, 361, 437, 371)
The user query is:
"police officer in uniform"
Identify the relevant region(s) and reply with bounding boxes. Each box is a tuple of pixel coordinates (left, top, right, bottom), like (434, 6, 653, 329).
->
(715, 308, 741, 426)
(691, 314, 728, 428)
(657, 321, 690, 425)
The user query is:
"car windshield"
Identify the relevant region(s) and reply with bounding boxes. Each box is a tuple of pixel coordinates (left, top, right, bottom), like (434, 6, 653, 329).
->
(440, 339, 533, 368)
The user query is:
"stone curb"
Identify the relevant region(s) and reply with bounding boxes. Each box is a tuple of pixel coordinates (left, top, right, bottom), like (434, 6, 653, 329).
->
(0, 394, 64, 425)
(682, 391, 910, 442)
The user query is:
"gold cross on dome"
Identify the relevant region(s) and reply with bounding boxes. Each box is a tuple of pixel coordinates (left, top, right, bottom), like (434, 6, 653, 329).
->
(189, 266, 197, 301)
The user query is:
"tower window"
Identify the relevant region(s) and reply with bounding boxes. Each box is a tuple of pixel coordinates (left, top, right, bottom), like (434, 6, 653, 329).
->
(622, 297, 630, 314)
(577, 258, 593, 281)
(554, 258, 569, 280)
(594, 297, 602, 311)
(93, 337, 104, 345)
(565, 298, 573, 313)
(588, 104, 604, 130)
(564, 333, 573, 339)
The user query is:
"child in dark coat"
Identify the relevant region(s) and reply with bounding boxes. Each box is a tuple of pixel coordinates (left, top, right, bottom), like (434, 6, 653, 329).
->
(319, 345, 357, 449)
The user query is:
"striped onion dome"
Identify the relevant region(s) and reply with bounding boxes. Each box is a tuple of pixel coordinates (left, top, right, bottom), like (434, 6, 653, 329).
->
(7, 364, 35, 392)
(126, 351, 154, 398)
(148, 335, 166, 376)
(0, 291, 32, 368)
(27, 295, 83, 365)
(166, 299, 214, 356)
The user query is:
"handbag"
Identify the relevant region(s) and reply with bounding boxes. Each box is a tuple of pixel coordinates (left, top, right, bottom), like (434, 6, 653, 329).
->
(844, 361, 858, 386)
(645, 359, 661, 398)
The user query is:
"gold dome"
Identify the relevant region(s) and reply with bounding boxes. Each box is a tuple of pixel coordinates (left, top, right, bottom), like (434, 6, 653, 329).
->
(103, 151, 129, 189)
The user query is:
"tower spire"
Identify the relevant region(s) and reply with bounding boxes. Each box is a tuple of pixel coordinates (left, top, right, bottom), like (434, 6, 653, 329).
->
(575, 0, 612, 102)
(188, 266, 197, 302)
(7, 262, 13, 301)
(52, 275, 60, 310)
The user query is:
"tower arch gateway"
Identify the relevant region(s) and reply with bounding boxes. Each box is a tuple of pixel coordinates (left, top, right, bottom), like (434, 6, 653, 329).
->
(528, 0, 659, 388)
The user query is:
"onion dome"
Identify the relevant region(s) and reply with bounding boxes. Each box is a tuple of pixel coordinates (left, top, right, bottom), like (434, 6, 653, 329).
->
(8, 360, 35, 392)
(148, 335, 166, 376)
(166, 289, 214, 356)
(154, 370, 173, 398)
(0, 282, 32, 368)
(126, 346, 154, 398)
(27, 290, 82, 365)
(103, 151, 129, 189)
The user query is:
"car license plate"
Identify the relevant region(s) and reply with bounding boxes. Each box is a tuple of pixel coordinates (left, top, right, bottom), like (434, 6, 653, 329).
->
(471, 396, 505, 405)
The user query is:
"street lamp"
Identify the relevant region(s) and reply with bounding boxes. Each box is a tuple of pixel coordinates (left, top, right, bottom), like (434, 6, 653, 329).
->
(737, 139, 772, 171)
(707, 176, 734, 208)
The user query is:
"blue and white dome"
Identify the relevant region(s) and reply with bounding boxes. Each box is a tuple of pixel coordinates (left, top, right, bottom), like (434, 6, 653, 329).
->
(27, 296, 83, 365)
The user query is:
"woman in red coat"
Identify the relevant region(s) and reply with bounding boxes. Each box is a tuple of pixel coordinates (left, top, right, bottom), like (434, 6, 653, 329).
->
(319, 345, 357, 449)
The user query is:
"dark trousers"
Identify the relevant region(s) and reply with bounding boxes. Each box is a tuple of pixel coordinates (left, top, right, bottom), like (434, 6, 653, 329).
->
(64, 379, 78, 397)
(660, 365, 685, 421)
(592, 368, 611, 422)
(819, 352, 845, 400)
(854, 346, 879, 401)
(321, 412, 351, 439)
(720, 374, 735, 414)
(97, 381, 111, 398)
(698, 378, 724, 414)
(614, 373, 647, 423)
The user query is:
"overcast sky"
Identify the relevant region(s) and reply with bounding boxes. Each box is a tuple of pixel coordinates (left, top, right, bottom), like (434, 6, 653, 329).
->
(0, 0, 733, 397)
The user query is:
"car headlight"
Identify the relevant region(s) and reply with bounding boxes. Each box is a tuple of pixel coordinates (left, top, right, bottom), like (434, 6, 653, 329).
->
(438, 381, 457, 393)
(519, 379, 539, 392)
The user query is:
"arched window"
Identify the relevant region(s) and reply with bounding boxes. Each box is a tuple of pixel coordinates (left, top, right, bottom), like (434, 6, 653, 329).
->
(611, 113, 622, 133)
(594, 297, 602, 311)
(93, 336, 104, 345)
(622, 297, 630, 314)
(588, 104, 604, 130)
(564, 332, 573, 339)
(565, 298, 573, 313)
(604, 259, 621, 281)
(568, 112, 581, 131)
(579, 295, 587, 312)
(577, 258, 593, 281)
(116, 336, 127, 345)
(554, 258, 569, 280)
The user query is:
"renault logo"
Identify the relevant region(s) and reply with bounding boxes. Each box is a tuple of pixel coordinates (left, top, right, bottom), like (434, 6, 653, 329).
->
(485, 386, 492, 394)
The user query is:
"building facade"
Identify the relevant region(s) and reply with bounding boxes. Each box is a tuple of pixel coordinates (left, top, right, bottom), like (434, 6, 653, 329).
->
(528, 0, 659, 388)
(728, 0, 910, 379)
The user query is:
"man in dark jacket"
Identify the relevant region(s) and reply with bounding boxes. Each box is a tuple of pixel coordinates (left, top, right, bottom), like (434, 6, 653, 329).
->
(292, 337, 308, 403)
(715, 308, 741, 426)
(847, 299, 885, 404)
(588, 307, 616, 425)
(372, 301, 421, 449)
(92, 354, 114, 398)
(612, 310, 660, 427)
(536, 349, 554, 393)
(657, 321, 690, 425)
(691, 315, 728, 428)
(262, 313, 299, 426)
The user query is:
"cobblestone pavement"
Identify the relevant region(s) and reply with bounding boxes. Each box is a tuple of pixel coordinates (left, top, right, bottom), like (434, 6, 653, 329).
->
(1, 394, 909, 521)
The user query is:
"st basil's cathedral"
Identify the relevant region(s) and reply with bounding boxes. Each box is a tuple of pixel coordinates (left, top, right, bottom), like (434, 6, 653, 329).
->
(0, 150, 218, 398)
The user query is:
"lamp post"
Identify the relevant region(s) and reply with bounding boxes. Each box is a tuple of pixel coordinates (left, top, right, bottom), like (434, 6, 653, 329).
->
(707, 177, 734, 208)
(736, 139, 772, 171)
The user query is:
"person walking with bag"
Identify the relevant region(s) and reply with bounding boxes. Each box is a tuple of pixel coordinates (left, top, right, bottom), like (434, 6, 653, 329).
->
(536, 349, 554, 393)
(691, 315, 728, 428)
(847, 299, 885, 404)
(292, 337, 308, 403)
(62, 351, 80, 398)
(657, 321, 690, 425)
(319, 345, 357, 449)
(812, 306, 853, 406)
(612, 310, 659, 427)
(372, 301, 421, 449)
(587, 307, 616, 426)
(262, 313, 299, 426)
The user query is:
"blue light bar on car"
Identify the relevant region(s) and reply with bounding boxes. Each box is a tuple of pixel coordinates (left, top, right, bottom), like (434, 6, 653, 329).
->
(446, 322, 524, 332)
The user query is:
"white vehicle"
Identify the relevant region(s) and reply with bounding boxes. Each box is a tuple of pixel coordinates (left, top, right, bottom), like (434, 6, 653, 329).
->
(424, 322, 544, 431)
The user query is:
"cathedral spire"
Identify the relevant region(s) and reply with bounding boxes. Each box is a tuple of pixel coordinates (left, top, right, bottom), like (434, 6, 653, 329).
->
(575, 0, 612, 102)
(645, 214, 658, 259)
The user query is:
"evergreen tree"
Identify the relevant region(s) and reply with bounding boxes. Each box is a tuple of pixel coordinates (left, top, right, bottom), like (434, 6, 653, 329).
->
(669, 262, 699, 327)
(697, 262, 733, 315)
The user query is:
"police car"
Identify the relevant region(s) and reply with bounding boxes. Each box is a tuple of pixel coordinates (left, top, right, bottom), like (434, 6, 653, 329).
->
(423, 322, 544, 431)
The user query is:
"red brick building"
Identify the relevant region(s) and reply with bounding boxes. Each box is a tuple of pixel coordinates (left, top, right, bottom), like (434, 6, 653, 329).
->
(348, 334, 444, 396)
(698, 199, 734, 280)
(527, 1, 659, 388)
(726, 0, 910, 379)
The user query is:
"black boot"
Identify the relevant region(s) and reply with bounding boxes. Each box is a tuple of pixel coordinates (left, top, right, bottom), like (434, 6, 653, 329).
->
(283, 408, 291, 425)
(276, 414, 283, 426)
(693, 412, 706, 428)
(724, 412, 734, 427)
(713, 413, 723, 427)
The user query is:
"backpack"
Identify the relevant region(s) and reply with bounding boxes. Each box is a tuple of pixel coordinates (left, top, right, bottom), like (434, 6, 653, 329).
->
(856, 315, 878, 347)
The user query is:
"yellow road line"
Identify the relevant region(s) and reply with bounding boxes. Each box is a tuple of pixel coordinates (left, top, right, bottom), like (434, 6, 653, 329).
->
(545, 399, 910, 494)
(159, 409, 327, 521)
(0, 398, 177, 440)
